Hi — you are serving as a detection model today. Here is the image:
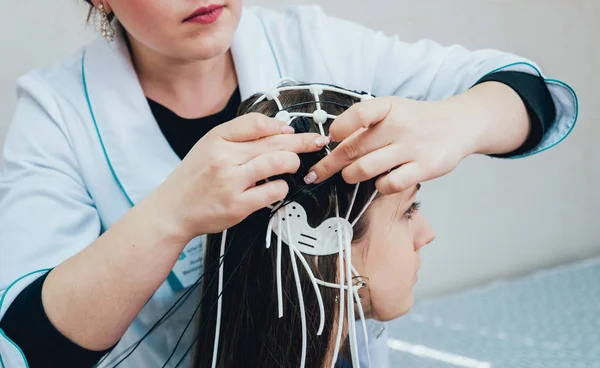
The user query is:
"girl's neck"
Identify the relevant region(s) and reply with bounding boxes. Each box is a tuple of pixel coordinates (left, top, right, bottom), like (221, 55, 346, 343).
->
(127, 34, 238, 119)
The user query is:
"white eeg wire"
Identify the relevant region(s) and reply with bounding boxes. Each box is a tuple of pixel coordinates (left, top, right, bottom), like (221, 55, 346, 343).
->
(331, 202, 346, 368)
(285, 206, 308, 368)
(277, 212, 284, 318)
(289, 245, 326, 335)
(211, 229, 228, 368)
(354, 287, 372, 367)
(345, 226, 360, 366)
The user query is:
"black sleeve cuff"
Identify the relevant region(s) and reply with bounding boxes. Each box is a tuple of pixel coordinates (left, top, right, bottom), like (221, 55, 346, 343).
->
(0, 270, 113, 368)
(474, 70, 557, 158)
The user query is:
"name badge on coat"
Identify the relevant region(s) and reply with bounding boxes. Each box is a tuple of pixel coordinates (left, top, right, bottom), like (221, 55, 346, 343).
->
(167, 235, 205, 291)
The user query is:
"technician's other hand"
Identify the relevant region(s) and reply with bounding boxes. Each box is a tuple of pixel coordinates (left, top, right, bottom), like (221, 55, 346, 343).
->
(306, 96, 482, 194)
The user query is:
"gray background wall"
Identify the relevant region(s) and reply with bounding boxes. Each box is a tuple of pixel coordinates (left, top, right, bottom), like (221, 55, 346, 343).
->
(1, 0, 598, 298)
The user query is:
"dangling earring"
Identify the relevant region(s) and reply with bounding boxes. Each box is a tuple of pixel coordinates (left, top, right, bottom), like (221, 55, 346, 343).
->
(98, 3, 115, 42)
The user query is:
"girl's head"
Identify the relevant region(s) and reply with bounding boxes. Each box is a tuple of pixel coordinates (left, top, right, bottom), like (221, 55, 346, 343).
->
(196, 83, 435, 367)
(83, 1, 242, 60)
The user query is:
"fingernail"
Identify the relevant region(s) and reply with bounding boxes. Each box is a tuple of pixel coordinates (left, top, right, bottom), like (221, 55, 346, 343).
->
(315, 136, 330, 147)
(281, 125, 295, 134)
(304, 171, 317, 185)
(328, 133, 336, 143)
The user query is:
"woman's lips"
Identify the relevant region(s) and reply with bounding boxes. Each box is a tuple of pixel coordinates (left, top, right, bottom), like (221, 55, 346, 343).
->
(184, 4, 224, 24)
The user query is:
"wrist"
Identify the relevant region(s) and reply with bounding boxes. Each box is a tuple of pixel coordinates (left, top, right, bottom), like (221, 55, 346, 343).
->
(433, 94, 489, 158)
(133, 187, 196, 250)
(445, 82, 530, 156)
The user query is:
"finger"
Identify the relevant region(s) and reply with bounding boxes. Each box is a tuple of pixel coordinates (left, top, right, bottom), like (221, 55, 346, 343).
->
(240, 151, 301, 187)
(328, 98, 392, 143)
(341, 144, 410, 184)
(220, 113, 295, 142)
(239, 179, 290, 213)
(246, 132, 330, 158)
(375, 162, 423, 195)
(307, 126, 394, 184)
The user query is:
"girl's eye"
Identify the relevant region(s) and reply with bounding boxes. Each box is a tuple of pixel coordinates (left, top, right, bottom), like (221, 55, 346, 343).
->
(403, 201, 421, 219)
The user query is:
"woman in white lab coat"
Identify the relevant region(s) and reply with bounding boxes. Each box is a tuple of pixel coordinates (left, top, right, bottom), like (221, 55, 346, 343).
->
(0, 0, 577, 367)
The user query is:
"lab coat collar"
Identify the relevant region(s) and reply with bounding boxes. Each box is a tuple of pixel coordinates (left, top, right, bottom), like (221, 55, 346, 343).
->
(82, 8, 282, 205)
(231, 8, 283, 100)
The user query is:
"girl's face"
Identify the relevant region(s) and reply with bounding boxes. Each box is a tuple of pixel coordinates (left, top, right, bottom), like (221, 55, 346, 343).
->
(352, 184, 435, 321)
(98, 0, 242, 60)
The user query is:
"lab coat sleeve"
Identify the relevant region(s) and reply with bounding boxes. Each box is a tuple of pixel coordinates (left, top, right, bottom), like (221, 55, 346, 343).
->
(268, 5, 578, 157)
(367, 33, 578, 158)
(0, 73, 101, 365)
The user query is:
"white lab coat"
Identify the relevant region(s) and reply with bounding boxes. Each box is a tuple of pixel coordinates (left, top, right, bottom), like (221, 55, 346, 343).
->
(0, 5, 577, 368)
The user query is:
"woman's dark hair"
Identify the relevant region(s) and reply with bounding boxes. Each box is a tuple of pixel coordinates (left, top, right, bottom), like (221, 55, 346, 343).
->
(195, 84, 379, 368)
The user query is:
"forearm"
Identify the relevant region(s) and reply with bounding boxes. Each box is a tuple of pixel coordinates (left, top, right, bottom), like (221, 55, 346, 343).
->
(441, 81, 531, 156)
(41, 189, 192, 351)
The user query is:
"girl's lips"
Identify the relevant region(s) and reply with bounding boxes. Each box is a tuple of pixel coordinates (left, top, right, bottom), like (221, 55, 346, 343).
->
(184, 4, 224, 24)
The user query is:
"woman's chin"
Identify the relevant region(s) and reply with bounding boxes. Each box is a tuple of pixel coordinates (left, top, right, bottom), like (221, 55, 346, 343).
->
(177, 35, 232, 60)
(372, 295, 415, 322)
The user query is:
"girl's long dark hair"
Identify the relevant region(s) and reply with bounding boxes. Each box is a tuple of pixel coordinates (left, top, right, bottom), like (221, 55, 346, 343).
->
(194, 85, 378, 368)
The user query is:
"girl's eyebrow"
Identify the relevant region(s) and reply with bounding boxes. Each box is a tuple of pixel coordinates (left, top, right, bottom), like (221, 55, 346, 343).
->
(393, 183, 422, 218)
(408, 183, 421, 199)
(396, 183, 421, 213)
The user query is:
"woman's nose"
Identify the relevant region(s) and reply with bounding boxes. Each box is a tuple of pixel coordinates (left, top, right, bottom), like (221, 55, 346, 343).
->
(414, 215, 435, 251)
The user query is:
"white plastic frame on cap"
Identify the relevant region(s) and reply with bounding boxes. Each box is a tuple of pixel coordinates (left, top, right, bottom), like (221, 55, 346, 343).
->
(211, 81, 378, 368)
(254, 82, 374, 137)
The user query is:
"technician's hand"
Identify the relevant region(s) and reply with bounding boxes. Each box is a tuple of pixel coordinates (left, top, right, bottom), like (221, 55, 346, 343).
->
(306, 82, 529, 194)
(154, 113, 329, 239)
